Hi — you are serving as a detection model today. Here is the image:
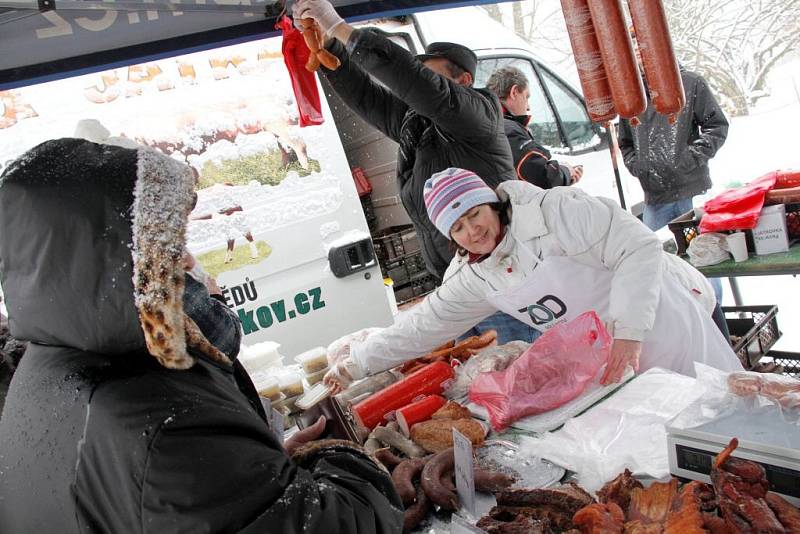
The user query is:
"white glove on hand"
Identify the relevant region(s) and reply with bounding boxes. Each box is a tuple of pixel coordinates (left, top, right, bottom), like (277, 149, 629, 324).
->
(323, 357, 364, 394)
(292, 0, 344, 37)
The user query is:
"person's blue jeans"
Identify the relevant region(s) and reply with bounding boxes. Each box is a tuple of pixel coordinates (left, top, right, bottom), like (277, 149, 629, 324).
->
(458, 311, 541, 344)
(643, 198, 723, 305)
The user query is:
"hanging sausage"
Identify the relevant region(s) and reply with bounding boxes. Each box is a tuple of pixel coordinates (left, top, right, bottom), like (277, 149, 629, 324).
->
(560, 0, 617, 123)
(586, 0, 646, 122)
(627, 0, 685, 123)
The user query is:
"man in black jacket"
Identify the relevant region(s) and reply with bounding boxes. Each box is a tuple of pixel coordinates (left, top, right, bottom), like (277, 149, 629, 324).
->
(293, 0, 538, 344)
(617, 67, 728, 233)
(293, 0, 515, 280)
(486, 66, 583, 189)
(0, 138, 403, 533)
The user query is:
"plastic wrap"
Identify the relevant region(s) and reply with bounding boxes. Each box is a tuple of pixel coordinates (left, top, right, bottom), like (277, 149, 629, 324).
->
(667, 363, 800, 432)
(445, 341, 530, 400)
(686, 232, 731, 267)
(518, 367, 703, 494)
(469, 311, 611, 431)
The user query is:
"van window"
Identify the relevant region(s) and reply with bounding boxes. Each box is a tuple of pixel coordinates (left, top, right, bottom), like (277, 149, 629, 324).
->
(476, 57, 561, 149)
(537, 68, 595, 149)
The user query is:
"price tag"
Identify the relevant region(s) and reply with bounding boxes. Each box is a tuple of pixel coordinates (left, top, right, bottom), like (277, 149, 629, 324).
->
(271, 408, 284, 445)
(452, 427, 476, 518)
(450, 512, 487, 534)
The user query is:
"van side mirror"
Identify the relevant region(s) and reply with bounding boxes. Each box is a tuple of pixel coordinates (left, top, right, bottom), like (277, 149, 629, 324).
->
(328, 237, 377, 278)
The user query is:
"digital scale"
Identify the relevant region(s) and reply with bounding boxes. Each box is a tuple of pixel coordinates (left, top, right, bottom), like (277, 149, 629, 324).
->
(666, 407, 800, 506)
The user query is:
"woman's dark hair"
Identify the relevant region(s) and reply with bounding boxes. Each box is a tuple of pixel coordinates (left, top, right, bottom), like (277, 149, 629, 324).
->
(450, 200, 511, 257)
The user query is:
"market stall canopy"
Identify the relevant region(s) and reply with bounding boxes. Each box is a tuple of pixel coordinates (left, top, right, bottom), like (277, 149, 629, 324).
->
(0, 0, 503, 89)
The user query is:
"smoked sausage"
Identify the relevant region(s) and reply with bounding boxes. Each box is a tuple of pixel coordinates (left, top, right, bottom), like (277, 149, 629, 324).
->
(628, 0, 685, 123)
(560, 0, 617, 123)
(585, 0, 646, 120)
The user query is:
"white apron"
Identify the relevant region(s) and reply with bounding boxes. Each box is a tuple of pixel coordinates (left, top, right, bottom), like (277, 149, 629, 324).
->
(484, 243, 742, 377)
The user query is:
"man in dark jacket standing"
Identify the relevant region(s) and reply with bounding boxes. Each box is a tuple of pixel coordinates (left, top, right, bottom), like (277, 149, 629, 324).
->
(293, 0, 515, 279)
(486, 66, 583, 189)
(0, 138, 403, 533)
(617, 67, 728, 232)
(293, 0, 538, 344)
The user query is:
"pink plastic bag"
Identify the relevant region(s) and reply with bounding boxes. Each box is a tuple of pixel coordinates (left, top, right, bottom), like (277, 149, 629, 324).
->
(468, 311, 611, 431)
(698, 172, 776, 233)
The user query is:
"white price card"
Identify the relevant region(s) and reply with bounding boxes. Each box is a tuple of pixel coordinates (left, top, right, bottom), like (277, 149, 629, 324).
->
(452, 427, 476, 518)
(450, 512, 487, 534)
(271, 408, 284, 445)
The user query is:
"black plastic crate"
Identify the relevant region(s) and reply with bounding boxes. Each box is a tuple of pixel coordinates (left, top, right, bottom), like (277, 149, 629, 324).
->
(394, 273, 437, 305)
(373, 225, 417, 264)
(763, 350, 800, 377)
(724, 305, 781, 369)
(668, 209, 754, 256)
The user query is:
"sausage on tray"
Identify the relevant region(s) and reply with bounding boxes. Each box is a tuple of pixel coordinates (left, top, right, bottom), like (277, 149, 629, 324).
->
(421, 448, 459, 511)
(393, 457, 431, 505)
(628, 0, 685, 123)
(372, 425, 427, 458)
(560, 0, 617, 123)
(375, 447, 405, 471)
(586, 0, 646, 120)
(403, 485, 430, 533)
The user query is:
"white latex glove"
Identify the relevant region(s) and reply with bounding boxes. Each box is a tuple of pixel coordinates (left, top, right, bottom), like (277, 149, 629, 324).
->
(323, 357, 364, 395)
(292, 0, 344, 37)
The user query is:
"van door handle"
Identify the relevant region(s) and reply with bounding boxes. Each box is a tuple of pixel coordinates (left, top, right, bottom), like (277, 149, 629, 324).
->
(328, 237, 377, 278)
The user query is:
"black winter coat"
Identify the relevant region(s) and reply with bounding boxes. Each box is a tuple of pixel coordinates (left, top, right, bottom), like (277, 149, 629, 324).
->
(0, 139, 403, 534)
(617, 68, 729, 205)
(322, 29, 515, 278)
(502, 109, 571, 189)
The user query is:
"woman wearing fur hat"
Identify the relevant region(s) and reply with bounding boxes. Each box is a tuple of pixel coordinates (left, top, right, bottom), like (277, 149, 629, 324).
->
(325, 168, 742, 391)
(0, 139, 402, 532)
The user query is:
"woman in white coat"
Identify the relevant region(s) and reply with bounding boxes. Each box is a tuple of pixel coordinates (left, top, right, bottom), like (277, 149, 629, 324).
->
(325, 168, 742, 390)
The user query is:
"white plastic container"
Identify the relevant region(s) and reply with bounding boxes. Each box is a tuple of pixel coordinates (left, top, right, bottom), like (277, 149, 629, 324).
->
(305, 367, 329, 386)
(251, 374, 282, 402)
(295, 346, 329, 374)
(239, 341, 283, 375)
(296, 382, 332, 411)
(279, 373, 305, 398)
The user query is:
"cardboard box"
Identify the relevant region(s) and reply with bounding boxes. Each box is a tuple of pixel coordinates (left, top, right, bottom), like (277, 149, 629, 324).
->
(752, 204, 790, 255)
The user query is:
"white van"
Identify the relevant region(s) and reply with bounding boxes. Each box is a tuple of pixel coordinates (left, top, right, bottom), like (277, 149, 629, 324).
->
(0, 4, 638, 360)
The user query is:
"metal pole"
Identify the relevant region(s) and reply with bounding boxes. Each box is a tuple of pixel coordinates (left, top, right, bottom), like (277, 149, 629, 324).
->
(606, 121, 627, 211)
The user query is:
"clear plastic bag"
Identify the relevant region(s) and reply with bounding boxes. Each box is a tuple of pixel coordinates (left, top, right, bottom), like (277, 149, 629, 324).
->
(469, 311, 611, 431)
(686, 232, 731, 267)
(326, 327, 382, 367)
(518, 367, 702, 493)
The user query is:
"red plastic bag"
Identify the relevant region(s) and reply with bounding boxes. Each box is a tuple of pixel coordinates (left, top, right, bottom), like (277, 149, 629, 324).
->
(468, 311, 611, 431)
(698, 172, 776, 233)
(277, 16, 324, 127)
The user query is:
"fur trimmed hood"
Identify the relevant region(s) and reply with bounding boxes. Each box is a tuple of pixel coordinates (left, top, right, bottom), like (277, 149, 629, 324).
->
(0, 138, 228, 369)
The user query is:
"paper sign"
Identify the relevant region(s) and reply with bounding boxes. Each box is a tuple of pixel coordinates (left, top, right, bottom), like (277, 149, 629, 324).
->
(271, 408, 285, 445)
(452, 427, 476, 518)
(450, 512, 487, 534)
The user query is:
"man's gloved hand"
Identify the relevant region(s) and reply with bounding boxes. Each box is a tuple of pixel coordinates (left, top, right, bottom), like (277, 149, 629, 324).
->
(292, 0, 344, 37)
(284, 415, 326, 456)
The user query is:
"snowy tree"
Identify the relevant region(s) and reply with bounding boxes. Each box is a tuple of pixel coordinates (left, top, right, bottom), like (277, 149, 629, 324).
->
(664, 0, 800, 116)
(481, 0, 800, 116)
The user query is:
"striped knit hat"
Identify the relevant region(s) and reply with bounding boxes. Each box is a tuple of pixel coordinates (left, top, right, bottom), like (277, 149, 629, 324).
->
(424, 168, 499, 237)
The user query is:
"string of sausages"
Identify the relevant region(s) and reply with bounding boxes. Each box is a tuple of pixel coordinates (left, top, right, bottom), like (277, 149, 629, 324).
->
(560, 0, 684, 126)
(300, 19, 341, 72)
